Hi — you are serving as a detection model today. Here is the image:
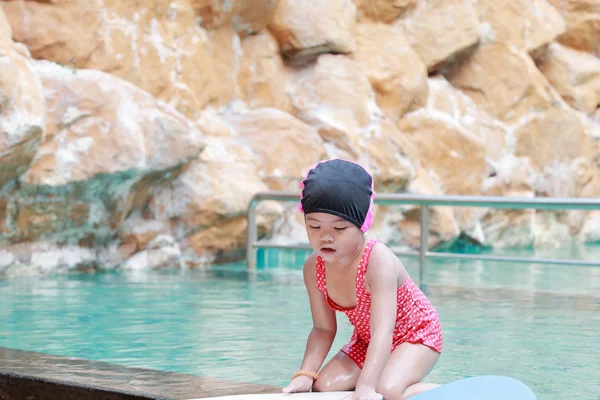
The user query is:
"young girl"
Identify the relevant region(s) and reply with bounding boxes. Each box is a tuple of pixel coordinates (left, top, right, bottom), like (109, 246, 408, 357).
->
(282, 159, 443, 400)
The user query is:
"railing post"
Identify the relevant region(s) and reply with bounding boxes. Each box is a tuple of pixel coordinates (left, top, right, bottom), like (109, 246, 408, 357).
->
(419, 205, 429, 292)
(247, 197, 257, 271)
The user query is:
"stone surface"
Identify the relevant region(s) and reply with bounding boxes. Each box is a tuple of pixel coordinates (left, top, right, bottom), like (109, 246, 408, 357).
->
(514, 108, 596, 173)
(537, 42, 600, 113)
(396, 108, 489, 241)
(267, 0, 357, 63)
(0, 9, 45, 188)
(395, 0, 480, 71)
(1, 0, 105, 67)
(0, 57, 204, 248)
(0, 1, 240, 119)
(145, 135, 282, 266)
(287, 54, 414, 191)
(479, 156, 537, 247)
(287, 54, 373, 155)
(362, 117, 415, 192)
(445, 43, 565, 124)
(395, 165, 461, 250)
(237, 30, 291, 112)
(119, 234, 183, 270)
(547, 0, 600, 55)
(514, 107, 600, 237)
(192, 0, 280, 36)
(353, 0, 417, 23)
(425, 75, 509, 165)
(22, 60, 204, 187)
(398, 109, 488, 196)
(352, 22, 428, 118)
(222, 108, 326, 191)
(475, 0, 566, 56)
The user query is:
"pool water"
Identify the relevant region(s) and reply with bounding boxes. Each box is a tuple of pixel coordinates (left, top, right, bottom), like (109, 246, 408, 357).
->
(1, 246, 599, 400)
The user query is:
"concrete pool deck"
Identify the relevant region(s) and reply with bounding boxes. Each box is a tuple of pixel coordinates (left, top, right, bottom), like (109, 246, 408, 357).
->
(0, 347, 281, 399)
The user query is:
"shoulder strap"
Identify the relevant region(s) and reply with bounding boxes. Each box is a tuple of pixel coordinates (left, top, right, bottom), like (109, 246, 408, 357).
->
(314, 256, 327, 294)
(356, 239, 379, 294)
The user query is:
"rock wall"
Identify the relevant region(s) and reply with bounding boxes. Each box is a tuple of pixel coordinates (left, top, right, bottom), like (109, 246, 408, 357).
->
(0, 0, 599, 277)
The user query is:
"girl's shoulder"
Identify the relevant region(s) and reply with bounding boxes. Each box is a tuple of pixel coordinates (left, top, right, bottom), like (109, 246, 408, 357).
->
(302, 252, 319, 279)
(365, 240, 406, 286)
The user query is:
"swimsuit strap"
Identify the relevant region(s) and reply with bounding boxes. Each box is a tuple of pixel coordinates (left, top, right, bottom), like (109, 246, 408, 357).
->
(315, 255, 327, 294)
(356, 238, 379, 296)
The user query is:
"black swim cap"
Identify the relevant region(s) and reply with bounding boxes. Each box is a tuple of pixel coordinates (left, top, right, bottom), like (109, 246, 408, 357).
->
(298, 159, 375, 232)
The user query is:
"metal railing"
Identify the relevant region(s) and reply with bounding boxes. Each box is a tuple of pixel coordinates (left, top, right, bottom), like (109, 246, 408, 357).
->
(246, 192, 600, 291)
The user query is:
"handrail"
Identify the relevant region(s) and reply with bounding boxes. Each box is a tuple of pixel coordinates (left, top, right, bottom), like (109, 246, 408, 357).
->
(246, 191, 600, 291)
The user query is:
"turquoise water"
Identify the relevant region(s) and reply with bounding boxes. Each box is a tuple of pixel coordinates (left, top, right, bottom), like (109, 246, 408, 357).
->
(1, 245, 599, 400)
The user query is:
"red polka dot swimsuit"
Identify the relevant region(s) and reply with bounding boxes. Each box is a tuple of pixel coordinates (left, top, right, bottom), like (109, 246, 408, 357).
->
(315, 239, 443, 368)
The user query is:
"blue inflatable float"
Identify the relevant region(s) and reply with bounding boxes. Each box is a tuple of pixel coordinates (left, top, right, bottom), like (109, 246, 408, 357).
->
(413, 375, 536, 399)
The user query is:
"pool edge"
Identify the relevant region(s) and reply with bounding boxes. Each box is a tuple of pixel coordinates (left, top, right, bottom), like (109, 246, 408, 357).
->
(0, 347, 281, 400)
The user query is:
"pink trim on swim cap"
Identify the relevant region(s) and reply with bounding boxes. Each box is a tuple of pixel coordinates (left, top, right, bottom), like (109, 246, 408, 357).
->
(360, 173, 375, 233)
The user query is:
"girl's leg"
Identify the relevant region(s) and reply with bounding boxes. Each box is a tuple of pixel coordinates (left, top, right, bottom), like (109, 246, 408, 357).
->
(312, 351, 362, 392)
(376, 342, 441, 400)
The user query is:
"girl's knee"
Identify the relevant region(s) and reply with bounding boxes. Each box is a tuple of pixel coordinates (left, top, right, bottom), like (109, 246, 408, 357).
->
(312, 377, 335, 392)
(376, 379, 409, 400)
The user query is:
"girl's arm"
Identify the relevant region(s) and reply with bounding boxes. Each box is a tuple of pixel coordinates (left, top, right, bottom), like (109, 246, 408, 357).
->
(297, 254, 338, 373)
(355, 244, 398, 392)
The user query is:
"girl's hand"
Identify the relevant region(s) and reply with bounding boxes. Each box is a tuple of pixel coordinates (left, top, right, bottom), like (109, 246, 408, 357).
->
(343, 387, 383, 400)
(282, 375, 314, 393)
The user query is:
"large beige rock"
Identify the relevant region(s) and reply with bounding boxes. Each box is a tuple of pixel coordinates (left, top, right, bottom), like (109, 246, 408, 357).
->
(352, 22, 428, 118)
(397, 109, 488, 239)
(0, 59, 205, 245)
(397, 109, 487, 196)
(222, 108, 327, 191)
(0, 1, 249, 119)
(147, 136, 259, 230)
(395, 0, 480, 71)
(537, 42, 600, 113)
(0, 4, 13, 48)
(514, 108, 596, 172)
(147, 135, 282, 265)
(363, 117, 415, 192)
(1, 0, 104, 67)
(237, 30, 291, 112)
(119, 234, 183, 270)
(288, 54, 414, 191)
(22, 61, 204, 186)
(479, 156, 537, 247)
(116, 213, 172, 258)
(191, 0, 280, 36)
(353, 0, 417, 23)
(475, 0, 566, 56)
(547, 0, 600, 54)
(0, 9, 45, 188)
(514, 107, 600, 236)
(267, 0, 357, 63)
(426, 76, 509, 164)
(446, 44, 564, 124)
(394, 165, 461, 250)
(0, 241, 99, 277)
(287, 54, 373, 155)
(425, 76, 527, 243)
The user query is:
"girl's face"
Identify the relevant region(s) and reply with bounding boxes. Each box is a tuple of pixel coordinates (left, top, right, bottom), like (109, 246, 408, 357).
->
(304, 212, 365, 264)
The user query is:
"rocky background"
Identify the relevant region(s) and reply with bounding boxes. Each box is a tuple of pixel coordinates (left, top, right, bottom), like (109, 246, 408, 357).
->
(0, 0, 599, 277)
